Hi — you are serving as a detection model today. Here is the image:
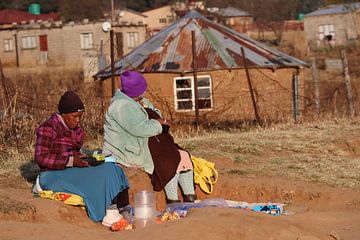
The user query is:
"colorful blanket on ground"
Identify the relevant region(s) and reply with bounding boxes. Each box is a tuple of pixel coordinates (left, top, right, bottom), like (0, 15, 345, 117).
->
(164, 198, 286, 218)
(110, 198, 287, 231)
(39, 190, 85, 208)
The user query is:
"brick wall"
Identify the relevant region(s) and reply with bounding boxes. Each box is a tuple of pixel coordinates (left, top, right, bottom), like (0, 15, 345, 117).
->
(99, 68, 305, 123)
(304, 11, 360, 48)
(0, 21, 146, 77)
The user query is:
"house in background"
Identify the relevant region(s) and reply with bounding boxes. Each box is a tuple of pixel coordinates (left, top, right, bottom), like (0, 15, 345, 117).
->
(214, 7, 254, 33)
(0, 8, 146, 80)
(142, 5, 178, 36)
(104, 8, 147, 58)
(95, 11, 307, 123)
(304, 2, 360, 49)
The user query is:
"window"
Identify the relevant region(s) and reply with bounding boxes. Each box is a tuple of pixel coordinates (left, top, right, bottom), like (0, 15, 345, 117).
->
(80, 33, 93, 50)
(174, 75, 213, 111)
(127, 32, 139, 48)
(318, 24, 335, 41)
(4, 39, 13, 52)
(159, 18, 167, 24)
(21, 36, 37, 49)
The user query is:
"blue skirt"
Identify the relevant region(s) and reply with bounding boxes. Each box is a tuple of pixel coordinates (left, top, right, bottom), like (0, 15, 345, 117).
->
(39, 163, 128, 222)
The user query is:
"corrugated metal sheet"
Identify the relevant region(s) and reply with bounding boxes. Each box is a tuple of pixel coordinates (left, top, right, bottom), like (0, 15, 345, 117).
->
(305, 3, 360, 17)
(0, 9, 59, 24)
(95, 11, 306, 79)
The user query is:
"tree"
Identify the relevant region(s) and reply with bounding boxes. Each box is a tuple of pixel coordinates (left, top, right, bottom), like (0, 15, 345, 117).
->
(56, 0, 109, 21)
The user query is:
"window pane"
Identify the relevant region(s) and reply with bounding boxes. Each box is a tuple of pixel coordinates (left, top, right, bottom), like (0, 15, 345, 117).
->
(197, 77, 210, 87)
(198, 88, 210, 98)
(198, 99, 212, 109)
(177, 101, 193, 110)
(128, 32, 139, 48)
(21, 36, 36, 49)
(324, 25, 329, 33)
(177, 90, 192, 99)
(4, 39, 13, 51)
(81, 33, 93, 49)
(31, 36, 36, 47)
(176, 78, 191, 88)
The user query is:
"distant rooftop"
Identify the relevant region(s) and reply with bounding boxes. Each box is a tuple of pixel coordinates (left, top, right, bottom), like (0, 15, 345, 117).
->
(0, 9, 59, 24)
(305, 2, 360, 17)
(95, 10, 306, 79)
(217, 7, 251, 17)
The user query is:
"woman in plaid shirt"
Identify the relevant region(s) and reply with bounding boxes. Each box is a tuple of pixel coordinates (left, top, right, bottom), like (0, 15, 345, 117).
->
(35, 91, 129, 227)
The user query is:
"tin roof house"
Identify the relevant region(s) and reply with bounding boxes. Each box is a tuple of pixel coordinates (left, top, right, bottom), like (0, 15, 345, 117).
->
(304, 2, 360, 48)
(95, 11, 307, 123)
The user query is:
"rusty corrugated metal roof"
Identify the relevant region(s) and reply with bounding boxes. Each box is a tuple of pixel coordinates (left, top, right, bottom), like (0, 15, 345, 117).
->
(95, 11, 306, 79)
(0, 9, 59, 24)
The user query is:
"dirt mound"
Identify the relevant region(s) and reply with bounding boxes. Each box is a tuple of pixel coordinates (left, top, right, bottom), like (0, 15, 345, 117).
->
(1, 160, 360, 240)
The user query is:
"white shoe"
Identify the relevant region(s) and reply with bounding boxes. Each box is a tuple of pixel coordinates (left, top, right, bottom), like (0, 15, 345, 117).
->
(102, 209, 123, 227)
(32, 175, 43, 195)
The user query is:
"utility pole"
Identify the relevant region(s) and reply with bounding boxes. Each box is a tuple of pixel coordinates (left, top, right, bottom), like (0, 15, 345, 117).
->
(292, 69, 300, 122)
(191, 31, 199, 126)
(341, 49, 355, 117)
(110, 29, 115, 97)
(111, 0, 115, 23)
(311, 57, 320, 115)
(241, 47, 261, 124)
(110, 0, 115, 96)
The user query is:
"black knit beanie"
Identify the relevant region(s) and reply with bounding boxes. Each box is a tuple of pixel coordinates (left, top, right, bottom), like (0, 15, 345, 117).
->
(58, 91, 85, 114)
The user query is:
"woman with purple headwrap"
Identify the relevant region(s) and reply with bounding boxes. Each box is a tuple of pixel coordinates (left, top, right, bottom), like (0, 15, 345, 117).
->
(103, 71, 197, 203)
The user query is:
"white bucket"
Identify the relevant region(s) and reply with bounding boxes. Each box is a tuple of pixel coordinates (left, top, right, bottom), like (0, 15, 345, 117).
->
(134, 190, 156, 228)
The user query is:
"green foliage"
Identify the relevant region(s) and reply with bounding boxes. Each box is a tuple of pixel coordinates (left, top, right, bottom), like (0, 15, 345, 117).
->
(0, 0, 58, 13)
(0, 0, 175, 17)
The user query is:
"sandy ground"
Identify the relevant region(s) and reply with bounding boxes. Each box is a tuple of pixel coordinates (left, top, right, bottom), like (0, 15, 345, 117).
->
(1, 157, 360, 240)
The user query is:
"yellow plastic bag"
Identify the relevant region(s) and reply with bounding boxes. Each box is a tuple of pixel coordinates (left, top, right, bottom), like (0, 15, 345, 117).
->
(191, 156, 218, 194)
(39, 190, 85, 207)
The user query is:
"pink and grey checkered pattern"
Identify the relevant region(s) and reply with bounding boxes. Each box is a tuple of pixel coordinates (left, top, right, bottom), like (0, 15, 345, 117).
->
(35, 113, 84, 171)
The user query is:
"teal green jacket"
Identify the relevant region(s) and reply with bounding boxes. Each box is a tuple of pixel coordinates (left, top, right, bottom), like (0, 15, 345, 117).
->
(102, 90, 163, 174)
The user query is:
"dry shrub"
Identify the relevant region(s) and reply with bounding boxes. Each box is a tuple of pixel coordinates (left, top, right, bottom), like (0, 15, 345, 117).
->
(0, 67, 104, 176)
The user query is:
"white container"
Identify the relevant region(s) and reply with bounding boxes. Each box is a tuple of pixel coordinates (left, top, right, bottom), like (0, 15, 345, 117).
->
(134, 191, 156, 228)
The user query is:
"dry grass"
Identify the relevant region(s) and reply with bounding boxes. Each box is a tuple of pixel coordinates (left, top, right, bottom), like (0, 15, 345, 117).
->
(176, 117, 360, 189)
(1, 67, 360, 191)
(1, 107, 360, 191)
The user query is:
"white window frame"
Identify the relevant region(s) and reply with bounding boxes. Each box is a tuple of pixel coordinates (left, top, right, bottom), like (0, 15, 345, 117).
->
(21, 36, 37, 49)
(4, 38, 14, 52)
(173, 75, 213, 112)
(127, 32, 139, 49)
(159, 18, 167, 24)
(318, 24, 335, 41)
(80, 33, 93, 50)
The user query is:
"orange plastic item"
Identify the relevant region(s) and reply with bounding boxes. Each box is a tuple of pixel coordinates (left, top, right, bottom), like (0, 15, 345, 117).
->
(110, 218, 132, 231)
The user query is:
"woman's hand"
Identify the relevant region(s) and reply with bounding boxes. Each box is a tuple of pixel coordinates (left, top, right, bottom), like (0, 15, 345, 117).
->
(156, 118, 170, 126)
(156, 118, 171, 133)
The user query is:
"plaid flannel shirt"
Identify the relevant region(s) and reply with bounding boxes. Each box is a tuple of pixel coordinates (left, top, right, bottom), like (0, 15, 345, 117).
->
(35, 113, 84, 171)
